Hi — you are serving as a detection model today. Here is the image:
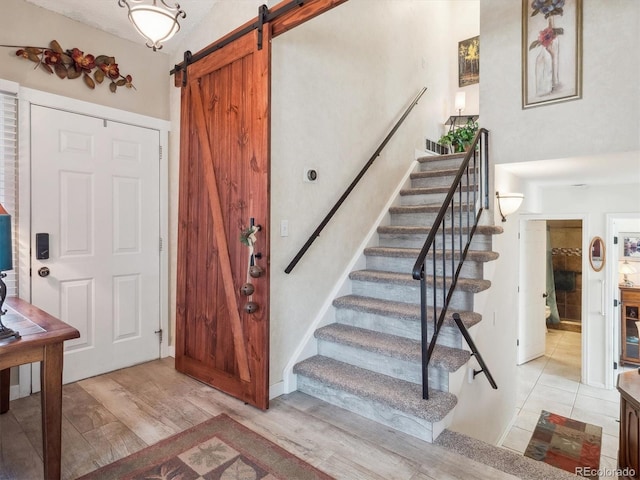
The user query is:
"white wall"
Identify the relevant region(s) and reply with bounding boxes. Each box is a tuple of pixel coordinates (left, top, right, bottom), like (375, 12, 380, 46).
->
(481, 0, 640, 166)
(1, 0, 171, 119)
(270, 0, 434, 384)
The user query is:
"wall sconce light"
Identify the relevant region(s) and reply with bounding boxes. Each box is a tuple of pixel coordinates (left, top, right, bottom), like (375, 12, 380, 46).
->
(495, 192, 524, 222)
(620, 260, 637, 287)
(118, 0, 186, 51)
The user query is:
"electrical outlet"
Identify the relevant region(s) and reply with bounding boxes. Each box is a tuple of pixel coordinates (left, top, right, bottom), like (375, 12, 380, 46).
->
(280, 220, 289, 237)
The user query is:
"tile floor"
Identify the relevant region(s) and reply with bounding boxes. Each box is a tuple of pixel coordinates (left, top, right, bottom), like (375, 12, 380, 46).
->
(501, 328, 628, 478)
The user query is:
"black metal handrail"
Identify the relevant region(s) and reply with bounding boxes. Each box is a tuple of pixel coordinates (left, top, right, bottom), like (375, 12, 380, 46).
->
(285, 86, 428, 274)
(411, 128, 497, 399)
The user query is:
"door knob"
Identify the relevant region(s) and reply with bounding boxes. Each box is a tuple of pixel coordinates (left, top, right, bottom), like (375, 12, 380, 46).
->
(542, 293, 548, 298)
(38, 267, 50, 277)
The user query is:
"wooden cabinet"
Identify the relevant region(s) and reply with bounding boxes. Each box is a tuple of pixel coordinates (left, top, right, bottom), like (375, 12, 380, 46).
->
(621, 288, 640, 365)
(618, 371, 640, 480)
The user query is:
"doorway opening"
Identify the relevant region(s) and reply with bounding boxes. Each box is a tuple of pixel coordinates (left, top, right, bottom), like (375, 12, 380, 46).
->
(546, 219, 583, 335)
(517, 215, 585, 384)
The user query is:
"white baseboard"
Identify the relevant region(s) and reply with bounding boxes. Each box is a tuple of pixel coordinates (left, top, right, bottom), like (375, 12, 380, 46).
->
(497, 408, 519, 447)
(269, 381, 285, 399)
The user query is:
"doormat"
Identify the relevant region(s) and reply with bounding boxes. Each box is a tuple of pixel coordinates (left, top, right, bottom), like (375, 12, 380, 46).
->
(524, 410, 602, 479)
(76, 413, 334, 480)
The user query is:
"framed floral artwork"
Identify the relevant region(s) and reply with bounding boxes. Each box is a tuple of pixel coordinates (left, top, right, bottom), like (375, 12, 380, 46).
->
(522, 0, 582, 108)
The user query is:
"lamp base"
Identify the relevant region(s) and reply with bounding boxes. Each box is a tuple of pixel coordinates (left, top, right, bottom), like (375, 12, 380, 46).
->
(0, 324, 20, 341)
(0, 271, 19, 340)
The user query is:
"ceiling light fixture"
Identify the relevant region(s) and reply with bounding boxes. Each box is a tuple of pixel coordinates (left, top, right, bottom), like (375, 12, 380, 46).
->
(495, 192, 524, 222)
(118, 0, 186, 51)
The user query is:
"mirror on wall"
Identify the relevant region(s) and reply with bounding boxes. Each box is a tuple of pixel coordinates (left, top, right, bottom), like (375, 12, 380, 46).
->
(589, 236, 606, 272)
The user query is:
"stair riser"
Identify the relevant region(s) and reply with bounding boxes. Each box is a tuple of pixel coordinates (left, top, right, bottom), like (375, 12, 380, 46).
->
(365, 255, 483, 277)
(377, 233, 493, 251)
(333, 307, 464, 348)
(296, 375, 436, 442)
(410, 175, 458, 188)
(317, 340, 449, 391)
(390, 211, 469, 227)
(418, 157, 464, 171)
(350, 279, 474, 310)
(400, 191, 477, 206)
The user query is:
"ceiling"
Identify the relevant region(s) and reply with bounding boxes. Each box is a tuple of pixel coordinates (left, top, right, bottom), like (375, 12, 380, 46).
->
(500, 150, 640, 188)
(22, 0, 220, 54)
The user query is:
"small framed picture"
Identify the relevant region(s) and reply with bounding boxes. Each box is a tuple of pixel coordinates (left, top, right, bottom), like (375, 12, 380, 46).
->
(623, 235, 640, 259)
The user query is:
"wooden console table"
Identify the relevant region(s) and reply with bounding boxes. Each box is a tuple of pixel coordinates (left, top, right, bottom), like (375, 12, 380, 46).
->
(0, 297, 79, 480)
(618, 370, 640, 480)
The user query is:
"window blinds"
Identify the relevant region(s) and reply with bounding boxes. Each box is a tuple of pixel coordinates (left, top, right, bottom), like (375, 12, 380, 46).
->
(0, 87, 18, 296)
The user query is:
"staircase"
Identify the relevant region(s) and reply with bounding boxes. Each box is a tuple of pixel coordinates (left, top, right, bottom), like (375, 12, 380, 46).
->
(293, 152, 503, 443)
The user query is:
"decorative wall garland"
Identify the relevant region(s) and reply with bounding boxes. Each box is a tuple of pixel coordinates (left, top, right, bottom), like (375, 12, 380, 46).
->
(1, 40, 135, 93)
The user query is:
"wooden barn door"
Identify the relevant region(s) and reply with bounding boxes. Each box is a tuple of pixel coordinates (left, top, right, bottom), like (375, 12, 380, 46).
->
(176, 28, 270, 409)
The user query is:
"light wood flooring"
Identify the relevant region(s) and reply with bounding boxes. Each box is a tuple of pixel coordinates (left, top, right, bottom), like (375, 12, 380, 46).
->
(0, 357, 518, 480)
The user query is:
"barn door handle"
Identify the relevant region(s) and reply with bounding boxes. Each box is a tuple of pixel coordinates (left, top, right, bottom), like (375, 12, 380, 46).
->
(38, 267, 50, 277)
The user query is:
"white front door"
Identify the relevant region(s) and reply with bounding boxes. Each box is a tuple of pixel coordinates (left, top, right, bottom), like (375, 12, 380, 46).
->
(30, 105, 161, 383)
(518, 219, 547, 365)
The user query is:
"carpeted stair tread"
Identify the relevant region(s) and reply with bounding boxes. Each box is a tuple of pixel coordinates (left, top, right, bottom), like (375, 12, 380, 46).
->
(377, 225, 504, 236)
(332, 294, 482, 328)
(349, 269, 491, 293)
(364, 246, 499, 263)
(294, 356, 457, 423)
(315, 323, 470, 371)
(435, 429, 579, 480)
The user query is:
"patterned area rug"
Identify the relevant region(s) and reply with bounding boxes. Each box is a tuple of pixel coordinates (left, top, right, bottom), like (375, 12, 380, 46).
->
(524, 410, 602, 479)
(77, 413, 334, 480)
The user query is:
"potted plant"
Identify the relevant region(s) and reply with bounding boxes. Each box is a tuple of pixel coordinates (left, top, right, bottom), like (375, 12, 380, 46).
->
(438, 119, 479, 153)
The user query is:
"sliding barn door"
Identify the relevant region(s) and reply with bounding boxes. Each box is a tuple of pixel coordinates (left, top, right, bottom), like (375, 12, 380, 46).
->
(176, 29, 270, 409)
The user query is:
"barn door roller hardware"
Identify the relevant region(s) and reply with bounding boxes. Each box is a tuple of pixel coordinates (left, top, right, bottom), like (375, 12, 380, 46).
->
(172, 0, 306, 85)
(257, 4, 269, 51)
